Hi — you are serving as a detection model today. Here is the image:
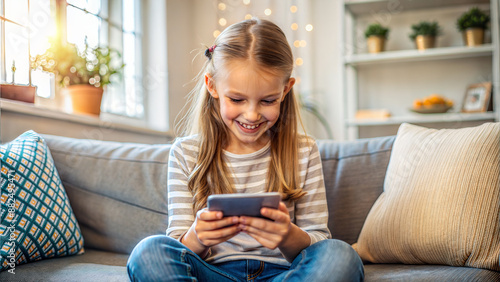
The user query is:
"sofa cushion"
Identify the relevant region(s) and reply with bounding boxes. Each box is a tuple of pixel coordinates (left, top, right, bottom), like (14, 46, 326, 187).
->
(42, 134, 171, 254)
(364, 264, 500, 281)
(0, 131, 84, 272)
(354, 123, 500, 271)
(0, 249, 128, 281)
(317, 136, 394, 244)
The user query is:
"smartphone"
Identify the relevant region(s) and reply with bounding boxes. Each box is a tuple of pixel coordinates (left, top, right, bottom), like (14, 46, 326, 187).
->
(207, 192, 281, 218)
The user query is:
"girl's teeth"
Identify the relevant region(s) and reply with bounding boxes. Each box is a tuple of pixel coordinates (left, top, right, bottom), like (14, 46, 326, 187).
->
(239, 121, 259, 129)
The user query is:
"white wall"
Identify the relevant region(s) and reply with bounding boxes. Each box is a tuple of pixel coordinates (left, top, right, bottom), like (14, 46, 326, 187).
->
(143, 0, 169, 132)
(310, 0, 344, 140)
(164, 0, 216, 136)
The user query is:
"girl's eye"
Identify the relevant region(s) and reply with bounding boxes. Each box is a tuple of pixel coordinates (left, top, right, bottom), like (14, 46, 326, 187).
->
(229, 98, 243, 103)
(262, 99, 277, 105)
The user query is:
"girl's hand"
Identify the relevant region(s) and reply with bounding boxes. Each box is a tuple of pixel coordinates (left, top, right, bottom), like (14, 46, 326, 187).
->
(194, 208, 241, 246)
(182, 208, 240, 257)
(239, 202, 292, 249)
(239, 202, 311, 262)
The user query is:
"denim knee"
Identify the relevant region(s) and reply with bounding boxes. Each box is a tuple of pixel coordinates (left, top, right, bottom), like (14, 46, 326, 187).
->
(128, 235, 169, 264)
(302, 239, 364, 281)
(127, 235, 181, 281)
(317, 239, 362, 263)
(326, 239, 364, 281)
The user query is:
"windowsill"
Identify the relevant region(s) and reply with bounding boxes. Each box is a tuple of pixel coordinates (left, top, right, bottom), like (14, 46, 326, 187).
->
(1, 98, 173, 138)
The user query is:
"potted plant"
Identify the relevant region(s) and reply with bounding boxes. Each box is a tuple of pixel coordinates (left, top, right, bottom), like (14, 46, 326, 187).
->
(31, 40, 124, 116)
(457, 7, 490, 47)
(364, 23, 390, 53)
(409, 21, 441, 50)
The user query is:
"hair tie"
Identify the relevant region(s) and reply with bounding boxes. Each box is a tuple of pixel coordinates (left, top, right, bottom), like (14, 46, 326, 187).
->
(205, 45, 217, 59)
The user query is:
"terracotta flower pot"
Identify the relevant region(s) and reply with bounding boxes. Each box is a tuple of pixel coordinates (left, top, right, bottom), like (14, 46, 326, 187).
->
(367, 36, 386, 53)
(415, 35, 436, 50)
(463, 28, 485, 47)
(61, 84, 104, 116)
(0, 84, 36, 103)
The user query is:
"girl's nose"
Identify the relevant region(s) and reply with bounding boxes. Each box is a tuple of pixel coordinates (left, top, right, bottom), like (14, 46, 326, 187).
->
(244, 107, 261, 122)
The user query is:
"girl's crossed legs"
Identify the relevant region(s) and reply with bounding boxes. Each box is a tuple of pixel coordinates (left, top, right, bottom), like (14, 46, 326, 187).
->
(127, 235, 364, 282)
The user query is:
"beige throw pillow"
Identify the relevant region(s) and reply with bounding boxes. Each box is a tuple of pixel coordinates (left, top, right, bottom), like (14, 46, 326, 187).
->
(353, 123, 500, 271)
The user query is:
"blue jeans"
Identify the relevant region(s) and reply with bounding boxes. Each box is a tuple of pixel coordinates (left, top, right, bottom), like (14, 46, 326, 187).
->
(127, 235, 364, 281)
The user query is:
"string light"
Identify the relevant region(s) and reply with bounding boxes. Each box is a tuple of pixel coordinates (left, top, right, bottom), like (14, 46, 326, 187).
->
(293, 40, 307, 48)
(212, 2, 308, 66)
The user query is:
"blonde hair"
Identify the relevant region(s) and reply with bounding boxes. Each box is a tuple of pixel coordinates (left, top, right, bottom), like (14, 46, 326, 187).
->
(178, 18, 307, 213)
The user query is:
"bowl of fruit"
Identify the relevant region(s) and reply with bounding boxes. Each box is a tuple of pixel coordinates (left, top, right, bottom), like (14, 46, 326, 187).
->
(411, 94, 454, 114)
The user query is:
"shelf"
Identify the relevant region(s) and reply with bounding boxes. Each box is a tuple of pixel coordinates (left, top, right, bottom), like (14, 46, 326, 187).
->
(345, 0, 489, 16)
(341, 0, 499, 140)
(347, 112, 496, 126)
(344, 44, 494, 66)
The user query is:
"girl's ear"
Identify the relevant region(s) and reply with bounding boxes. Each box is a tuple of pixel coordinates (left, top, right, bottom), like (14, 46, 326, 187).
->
(205, 73, 218, 98)
(281, 77, 296, 101)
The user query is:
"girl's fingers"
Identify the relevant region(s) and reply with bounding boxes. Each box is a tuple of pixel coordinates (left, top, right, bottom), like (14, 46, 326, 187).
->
(240, 216, 289, 237)
(197, 209, 223, 221)
(207, 224, 241, 239)
(197, 223, 241, 246)
(241, 224, 274, 239)
(278, 202, 289, 213)
(194, 209, 242, 247)
(243, 217, 267, 230)
(260, 202, 289, 222)
(197, 216, 239, 232)
(242, 226, 280, 249)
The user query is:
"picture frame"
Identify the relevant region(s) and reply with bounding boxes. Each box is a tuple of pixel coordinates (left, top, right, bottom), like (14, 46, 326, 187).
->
(461, 82, 492, 113)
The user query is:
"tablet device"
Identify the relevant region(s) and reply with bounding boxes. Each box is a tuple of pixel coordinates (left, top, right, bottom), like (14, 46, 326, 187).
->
(207, 192, 281, 218)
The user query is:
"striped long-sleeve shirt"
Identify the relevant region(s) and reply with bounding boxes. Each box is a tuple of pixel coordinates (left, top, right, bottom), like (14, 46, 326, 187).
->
(166, 134, 331, 266)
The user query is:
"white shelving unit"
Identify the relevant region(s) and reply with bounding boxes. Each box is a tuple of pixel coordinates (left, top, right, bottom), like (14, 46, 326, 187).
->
(345, 44, 495, 65)
(347, 112, 497, 126)
(342, 0, 500, 140)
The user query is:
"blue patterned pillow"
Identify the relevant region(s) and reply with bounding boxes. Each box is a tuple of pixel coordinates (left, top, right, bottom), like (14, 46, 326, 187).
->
(0, 131, 84, 272)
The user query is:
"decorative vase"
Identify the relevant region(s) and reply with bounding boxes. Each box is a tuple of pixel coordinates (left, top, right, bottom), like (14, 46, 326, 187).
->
(367, 36, 386, 53)
(463, 28, 484, 46)
(415, 35, 436, 50)
(61, 84, 104, 116)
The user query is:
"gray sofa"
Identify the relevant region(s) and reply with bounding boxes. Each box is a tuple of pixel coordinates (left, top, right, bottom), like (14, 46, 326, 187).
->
(1, 134, 499, 281)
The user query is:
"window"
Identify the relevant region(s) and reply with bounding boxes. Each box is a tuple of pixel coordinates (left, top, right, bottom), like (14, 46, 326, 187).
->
(1, 0, 53, 95)
(0, 0, 143, 118)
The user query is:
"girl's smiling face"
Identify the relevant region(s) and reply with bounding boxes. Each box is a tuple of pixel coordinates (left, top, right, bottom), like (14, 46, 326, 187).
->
(206, 59, 295, 154)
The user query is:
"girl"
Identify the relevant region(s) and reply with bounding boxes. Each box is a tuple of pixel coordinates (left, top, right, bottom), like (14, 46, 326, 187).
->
(127, 18, 364, 281)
